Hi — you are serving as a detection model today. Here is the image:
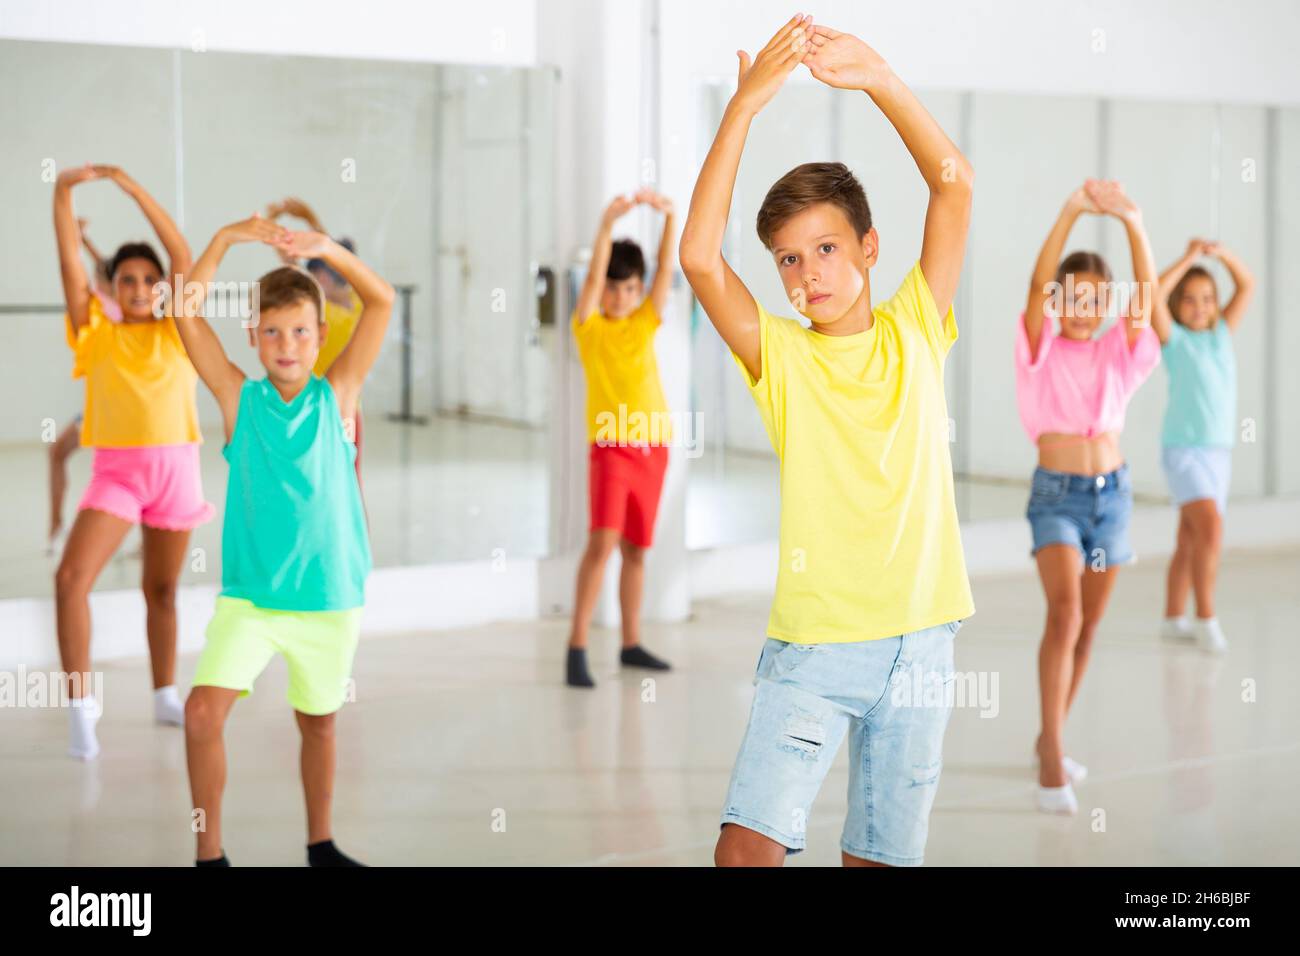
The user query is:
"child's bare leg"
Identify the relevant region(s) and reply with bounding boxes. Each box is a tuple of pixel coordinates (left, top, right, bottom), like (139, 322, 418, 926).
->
(185, 685, 240, 861)
(1066, 565, 1119, 714)
(568, 529, 620, 650)
(55, 508, 132, 687)
(1164, 510, 1194, 618)
(618, 539, 646, 649)
(47, 421, 81, 540)
(715, 823, 787, 867)
(842, 851, 889, 867)
(1184, 499, 1222, 618)
(1035, 545, 1083, 789)
(297, 710, 337, 845)
(140, 526, 191, 690)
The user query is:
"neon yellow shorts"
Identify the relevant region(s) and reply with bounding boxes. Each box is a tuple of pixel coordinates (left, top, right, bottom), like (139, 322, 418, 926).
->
(192, 596, 362, 716)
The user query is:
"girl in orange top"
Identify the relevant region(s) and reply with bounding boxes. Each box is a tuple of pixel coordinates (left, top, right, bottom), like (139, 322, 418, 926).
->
(52, 163, 212, 760)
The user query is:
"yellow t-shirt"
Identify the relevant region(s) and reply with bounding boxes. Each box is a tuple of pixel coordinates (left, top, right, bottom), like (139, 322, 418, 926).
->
(732, 262, 974, 644)
(314, 289, 363, 376)
(572, 298, 671, 445)
(66, 295, 202, 448)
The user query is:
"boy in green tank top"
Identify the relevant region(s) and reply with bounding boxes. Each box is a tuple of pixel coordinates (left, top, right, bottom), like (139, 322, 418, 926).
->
(174, 214, 394, 867)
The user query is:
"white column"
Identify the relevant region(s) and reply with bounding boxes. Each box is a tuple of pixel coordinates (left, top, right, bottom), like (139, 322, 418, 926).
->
(537, 0, 691, 627)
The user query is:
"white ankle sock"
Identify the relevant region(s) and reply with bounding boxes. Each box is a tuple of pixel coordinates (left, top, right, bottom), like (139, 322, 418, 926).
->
(1193, 617, 1228, 654)
(1037, 783, 1077, 815)
(1161, 615, 1193, 639)
(1062, 756, 1088, 784)
(69, 694, 101, 760)
(1034, 748, 1088, 785)
(153, 685, 185, 726)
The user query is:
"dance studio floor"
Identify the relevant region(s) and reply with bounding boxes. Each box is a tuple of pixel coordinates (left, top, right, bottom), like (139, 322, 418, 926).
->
(2, 545, 1297, 866)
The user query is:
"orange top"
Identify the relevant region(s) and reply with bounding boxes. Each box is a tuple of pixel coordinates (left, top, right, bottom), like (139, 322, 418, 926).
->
(66, 295, 202, 447)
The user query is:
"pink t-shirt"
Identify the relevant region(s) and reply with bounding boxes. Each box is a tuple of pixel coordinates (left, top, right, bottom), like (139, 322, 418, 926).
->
(1015, 311, 1160, 443)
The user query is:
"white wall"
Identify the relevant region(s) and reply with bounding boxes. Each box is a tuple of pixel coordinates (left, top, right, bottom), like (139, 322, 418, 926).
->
(0, 0, 537, 67)
(658, 0, 1300, 105)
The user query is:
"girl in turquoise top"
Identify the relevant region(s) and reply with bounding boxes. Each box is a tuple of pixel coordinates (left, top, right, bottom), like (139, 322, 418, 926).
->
(1153, 239, 1255, 655)
(173, 214, 394, 867)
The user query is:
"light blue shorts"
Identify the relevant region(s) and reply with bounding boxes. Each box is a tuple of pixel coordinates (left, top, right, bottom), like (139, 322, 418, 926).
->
(719, 620, 962, 866)
(1162, 445, 1231, 515)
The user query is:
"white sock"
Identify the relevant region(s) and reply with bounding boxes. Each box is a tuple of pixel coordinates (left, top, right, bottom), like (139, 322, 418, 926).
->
(1034, 748, 1088, 785)
(1062, 756, 1088, 784)
(69, 694, 101, 760)
(153, 685, 185, 726)
(1194, 617, 1228, 654)
(1160, 615, 1193, 639)
(1037, 783, 1078, 815)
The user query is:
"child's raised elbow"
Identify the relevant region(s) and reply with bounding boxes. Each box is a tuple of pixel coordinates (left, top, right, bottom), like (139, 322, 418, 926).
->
(678, 237, 716, 278)
(946, 157, 975, 195)
(373, 280, 396, 308)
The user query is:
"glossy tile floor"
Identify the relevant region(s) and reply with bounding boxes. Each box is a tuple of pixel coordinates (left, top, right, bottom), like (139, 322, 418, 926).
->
(2, 545, 1296, 866)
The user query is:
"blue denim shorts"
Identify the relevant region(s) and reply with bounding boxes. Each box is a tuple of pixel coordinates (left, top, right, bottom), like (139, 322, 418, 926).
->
(719, 620, 962, 866)
(1162, 445, 1231, 515)
(1026, 464, 1134, 567)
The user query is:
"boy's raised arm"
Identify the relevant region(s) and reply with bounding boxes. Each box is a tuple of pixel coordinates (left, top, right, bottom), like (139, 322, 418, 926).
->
(175, 217, 284, 435)
(641, 189, 677, 318)
(575, 195, 634, 324)
(803, 27, 972, 322)
(680, 14, 812, 383)
(287, 233, 394, 403)
(266, 196, 328, 234)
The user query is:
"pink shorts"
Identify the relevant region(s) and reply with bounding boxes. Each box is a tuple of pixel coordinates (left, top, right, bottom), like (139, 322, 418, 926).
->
(79, 443, 215, 531)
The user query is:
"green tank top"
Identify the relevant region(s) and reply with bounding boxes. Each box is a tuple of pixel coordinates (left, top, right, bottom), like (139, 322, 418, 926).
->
(220, 375, 370, 611)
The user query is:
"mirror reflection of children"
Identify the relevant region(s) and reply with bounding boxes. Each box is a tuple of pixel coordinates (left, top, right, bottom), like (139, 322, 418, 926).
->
(566, 188, 676, 688)
(174, 213, 392, 866)
(1017, 179, 1165, 813)
(681, 17, 975, 866)
(1154, 239, 1254, 654)
(52, 162, 211, 760)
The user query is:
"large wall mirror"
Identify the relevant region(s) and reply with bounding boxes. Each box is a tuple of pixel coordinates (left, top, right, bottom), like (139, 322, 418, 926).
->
(0, 38, 557, 600)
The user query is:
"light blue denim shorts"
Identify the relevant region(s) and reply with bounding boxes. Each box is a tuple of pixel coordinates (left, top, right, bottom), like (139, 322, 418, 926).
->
(719, 620, 962, 866)
(1162, 445, 1231, 515)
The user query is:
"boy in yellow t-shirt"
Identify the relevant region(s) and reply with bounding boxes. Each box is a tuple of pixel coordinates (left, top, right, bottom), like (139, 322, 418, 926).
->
(680, 18, 975, 866)
(566, 189, 676, 688)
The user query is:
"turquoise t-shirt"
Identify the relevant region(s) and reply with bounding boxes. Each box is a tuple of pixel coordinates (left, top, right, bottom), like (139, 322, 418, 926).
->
(220, 375, 371, 611)
(1161, 320, 1236, 448)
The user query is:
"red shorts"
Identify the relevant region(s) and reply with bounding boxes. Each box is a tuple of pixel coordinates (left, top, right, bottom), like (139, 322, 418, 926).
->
(588, 443, 669, 548)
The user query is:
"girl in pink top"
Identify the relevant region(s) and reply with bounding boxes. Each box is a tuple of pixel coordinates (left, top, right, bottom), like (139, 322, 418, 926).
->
(1018, 180, 1167, 815)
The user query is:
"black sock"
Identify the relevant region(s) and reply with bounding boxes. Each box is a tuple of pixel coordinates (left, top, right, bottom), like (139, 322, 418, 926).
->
(196, 853, 230, 867)
(307, 839, 365, 867)
(620, 645, 671, 671)
(566, 647, 595, 688)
